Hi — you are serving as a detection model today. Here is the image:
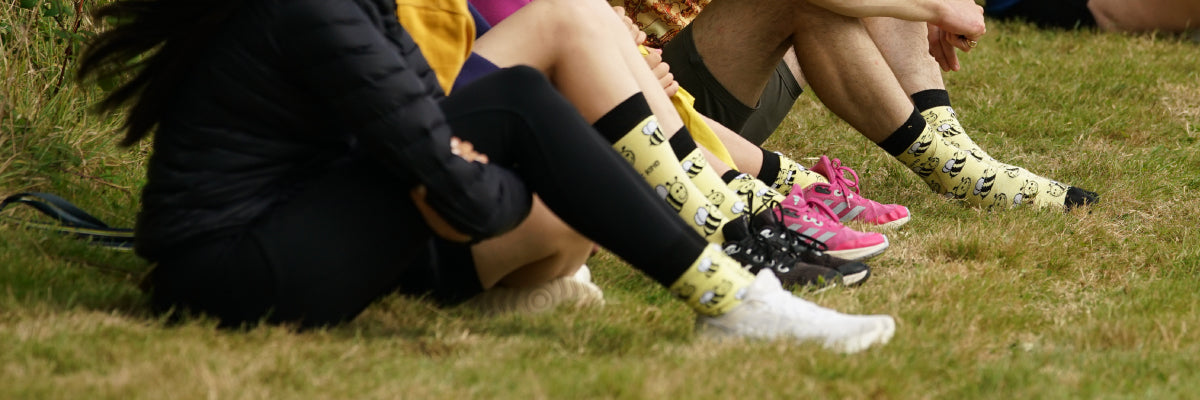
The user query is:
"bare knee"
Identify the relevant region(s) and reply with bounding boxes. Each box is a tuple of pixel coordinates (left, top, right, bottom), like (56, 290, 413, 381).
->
(525, 0, 630, 45)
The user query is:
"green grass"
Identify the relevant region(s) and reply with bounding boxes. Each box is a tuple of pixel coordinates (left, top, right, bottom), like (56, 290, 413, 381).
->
(4, 2, 1200, 398)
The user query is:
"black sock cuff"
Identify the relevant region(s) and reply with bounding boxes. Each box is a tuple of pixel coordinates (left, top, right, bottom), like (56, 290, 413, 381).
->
(911, 89, 951, 112)
(877, 109, 927, 157)
(757, 147, 781, 182)
(668, 127, 697, 160)
(593, 93, 654, 144)
(721, 169, 744, 184)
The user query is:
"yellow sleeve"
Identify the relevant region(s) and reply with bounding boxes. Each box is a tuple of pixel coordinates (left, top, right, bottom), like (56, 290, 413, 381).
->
(396, 0, 475, 93)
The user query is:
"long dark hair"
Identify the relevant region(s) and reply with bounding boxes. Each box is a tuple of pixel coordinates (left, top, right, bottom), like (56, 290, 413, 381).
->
(77, 0, 241, 146)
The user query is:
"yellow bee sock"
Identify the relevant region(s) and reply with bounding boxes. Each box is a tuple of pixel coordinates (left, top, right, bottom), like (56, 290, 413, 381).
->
(912, 89, 991, 160)
(757, 148, 827, 193)
(668, 244, 755, 316)
(921, 106, 993, 161)
(595, 95, 729, 242)
(722, 170, 787, 208)
(668, 132, 750, 217)
(880, 109, 1080, 210)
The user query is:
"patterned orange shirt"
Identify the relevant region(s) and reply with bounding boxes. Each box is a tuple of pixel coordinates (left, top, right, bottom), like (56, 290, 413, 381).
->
(610, 0, 709, 47)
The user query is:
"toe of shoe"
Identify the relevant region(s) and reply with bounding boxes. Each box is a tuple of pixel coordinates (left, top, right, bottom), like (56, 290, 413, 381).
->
(826, 236, 889, 261)
(837, 262, 871, 287)
(827, 316, 896, 354)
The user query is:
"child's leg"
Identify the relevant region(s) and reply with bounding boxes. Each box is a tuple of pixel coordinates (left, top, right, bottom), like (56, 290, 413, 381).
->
(472, 0, 739, 242)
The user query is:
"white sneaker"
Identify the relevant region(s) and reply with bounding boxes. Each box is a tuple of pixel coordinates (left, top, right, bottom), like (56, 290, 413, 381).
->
(696, 270, 895, 353)
(468, 265, 604, 315)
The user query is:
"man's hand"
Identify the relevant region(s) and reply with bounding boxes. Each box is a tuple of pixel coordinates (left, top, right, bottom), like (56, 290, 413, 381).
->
(930, 0, 986, 42)
(927, 0, 985, 71)
(928, 24, 967, 71)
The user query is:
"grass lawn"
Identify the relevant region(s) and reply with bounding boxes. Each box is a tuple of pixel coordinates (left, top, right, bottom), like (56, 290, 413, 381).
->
(3, 2, 1200, 399)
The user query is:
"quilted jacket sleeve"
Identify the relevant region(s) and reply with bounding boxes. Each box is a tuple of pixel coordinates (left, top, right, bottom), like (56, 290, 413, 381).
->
(273, 0, 531, 240)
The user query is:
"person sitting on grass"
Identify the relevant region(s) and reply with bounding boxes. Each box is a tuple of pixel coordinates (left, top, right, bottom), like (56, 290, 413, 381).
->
(78, 0, 895, 353)
(407, 0, 884, 283)
(613, 0, 1100, 211)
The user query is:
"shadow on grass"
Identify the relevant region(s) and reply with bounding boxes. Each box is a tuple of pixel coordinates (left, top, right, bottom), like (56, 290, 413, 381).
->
(333, 287, 697, 357)
(0, 229, 152, 319)
(3, 227, 700, 357)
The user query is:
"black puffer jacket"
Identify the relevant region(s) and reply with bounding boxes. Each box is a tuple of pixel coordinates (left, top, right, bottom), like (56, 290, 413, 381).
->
(136, 0, 530, 260)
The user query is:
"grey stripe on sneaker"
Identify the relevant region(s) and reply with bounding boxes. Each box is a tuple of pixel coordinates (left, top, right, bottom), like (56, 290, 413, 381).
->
(841, 206, 866, 222)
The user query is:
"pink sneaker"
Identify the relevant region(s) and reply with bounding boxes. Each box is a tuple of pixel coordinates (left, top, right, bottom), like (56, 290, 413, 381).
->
(777, 189, 889, 261)
(807, 156, 911, 229)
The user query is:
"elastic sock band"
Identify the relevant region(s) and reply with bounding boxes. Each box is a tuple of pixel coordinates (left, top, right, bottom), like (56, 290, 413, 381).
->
(911, 89, 952, 112)
(877, 109, 927, 157)
(721, 169, 744, 184)
(594, 93, 654, 144)
(668, 127, 697, 160)
(757, 147, 781, 183)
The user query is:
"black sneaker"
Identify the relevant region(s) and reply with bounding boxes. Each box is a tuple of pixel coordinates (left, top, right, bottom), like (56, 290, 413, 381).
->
(721, 216, 842, 288)
(748, 209, 872, 287)
(1065, 186, 1099, 209)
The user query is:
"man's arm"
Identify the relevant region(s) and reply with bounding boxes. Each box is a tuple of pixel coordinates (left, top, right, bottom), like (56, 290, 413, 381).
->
(806, 0, 986, 39)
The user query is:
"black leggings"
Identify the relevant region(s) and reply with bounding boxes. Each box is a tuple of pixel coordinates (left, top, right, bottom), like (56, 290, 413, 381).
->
(148, 66, 705, 328)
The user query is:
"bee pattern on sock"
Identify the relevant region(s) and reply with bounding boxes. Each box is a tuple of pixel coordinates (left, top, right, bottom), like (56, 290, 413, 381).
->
(669, 244, 755, 316)
(912, 89, 992, 161)
(722, 170, 787, 208)
(756, 148, 827, 194)
(879, 109, 1093, 210)
(595, 94, 731, 242)
(668, 131, 750, 217)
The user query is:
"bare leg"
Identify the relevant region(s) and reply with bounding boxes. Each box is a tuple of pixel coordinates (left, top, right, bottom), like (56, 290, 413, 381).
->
(474, 0, 748, 244)
(691, 0, 914, 142)
(704, 113, 765, 175)
(782, 49, 807, 89)
(473, 0, 685, 133)
(472, 196, 592, 289)
(863, 17, 944, 97)
(860, 17, 1000, 160)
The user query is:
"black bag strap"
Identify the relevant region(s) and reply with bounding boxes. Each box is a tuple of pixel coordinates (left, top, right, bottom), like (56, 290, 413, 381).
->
(0, 192, 134, 251)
